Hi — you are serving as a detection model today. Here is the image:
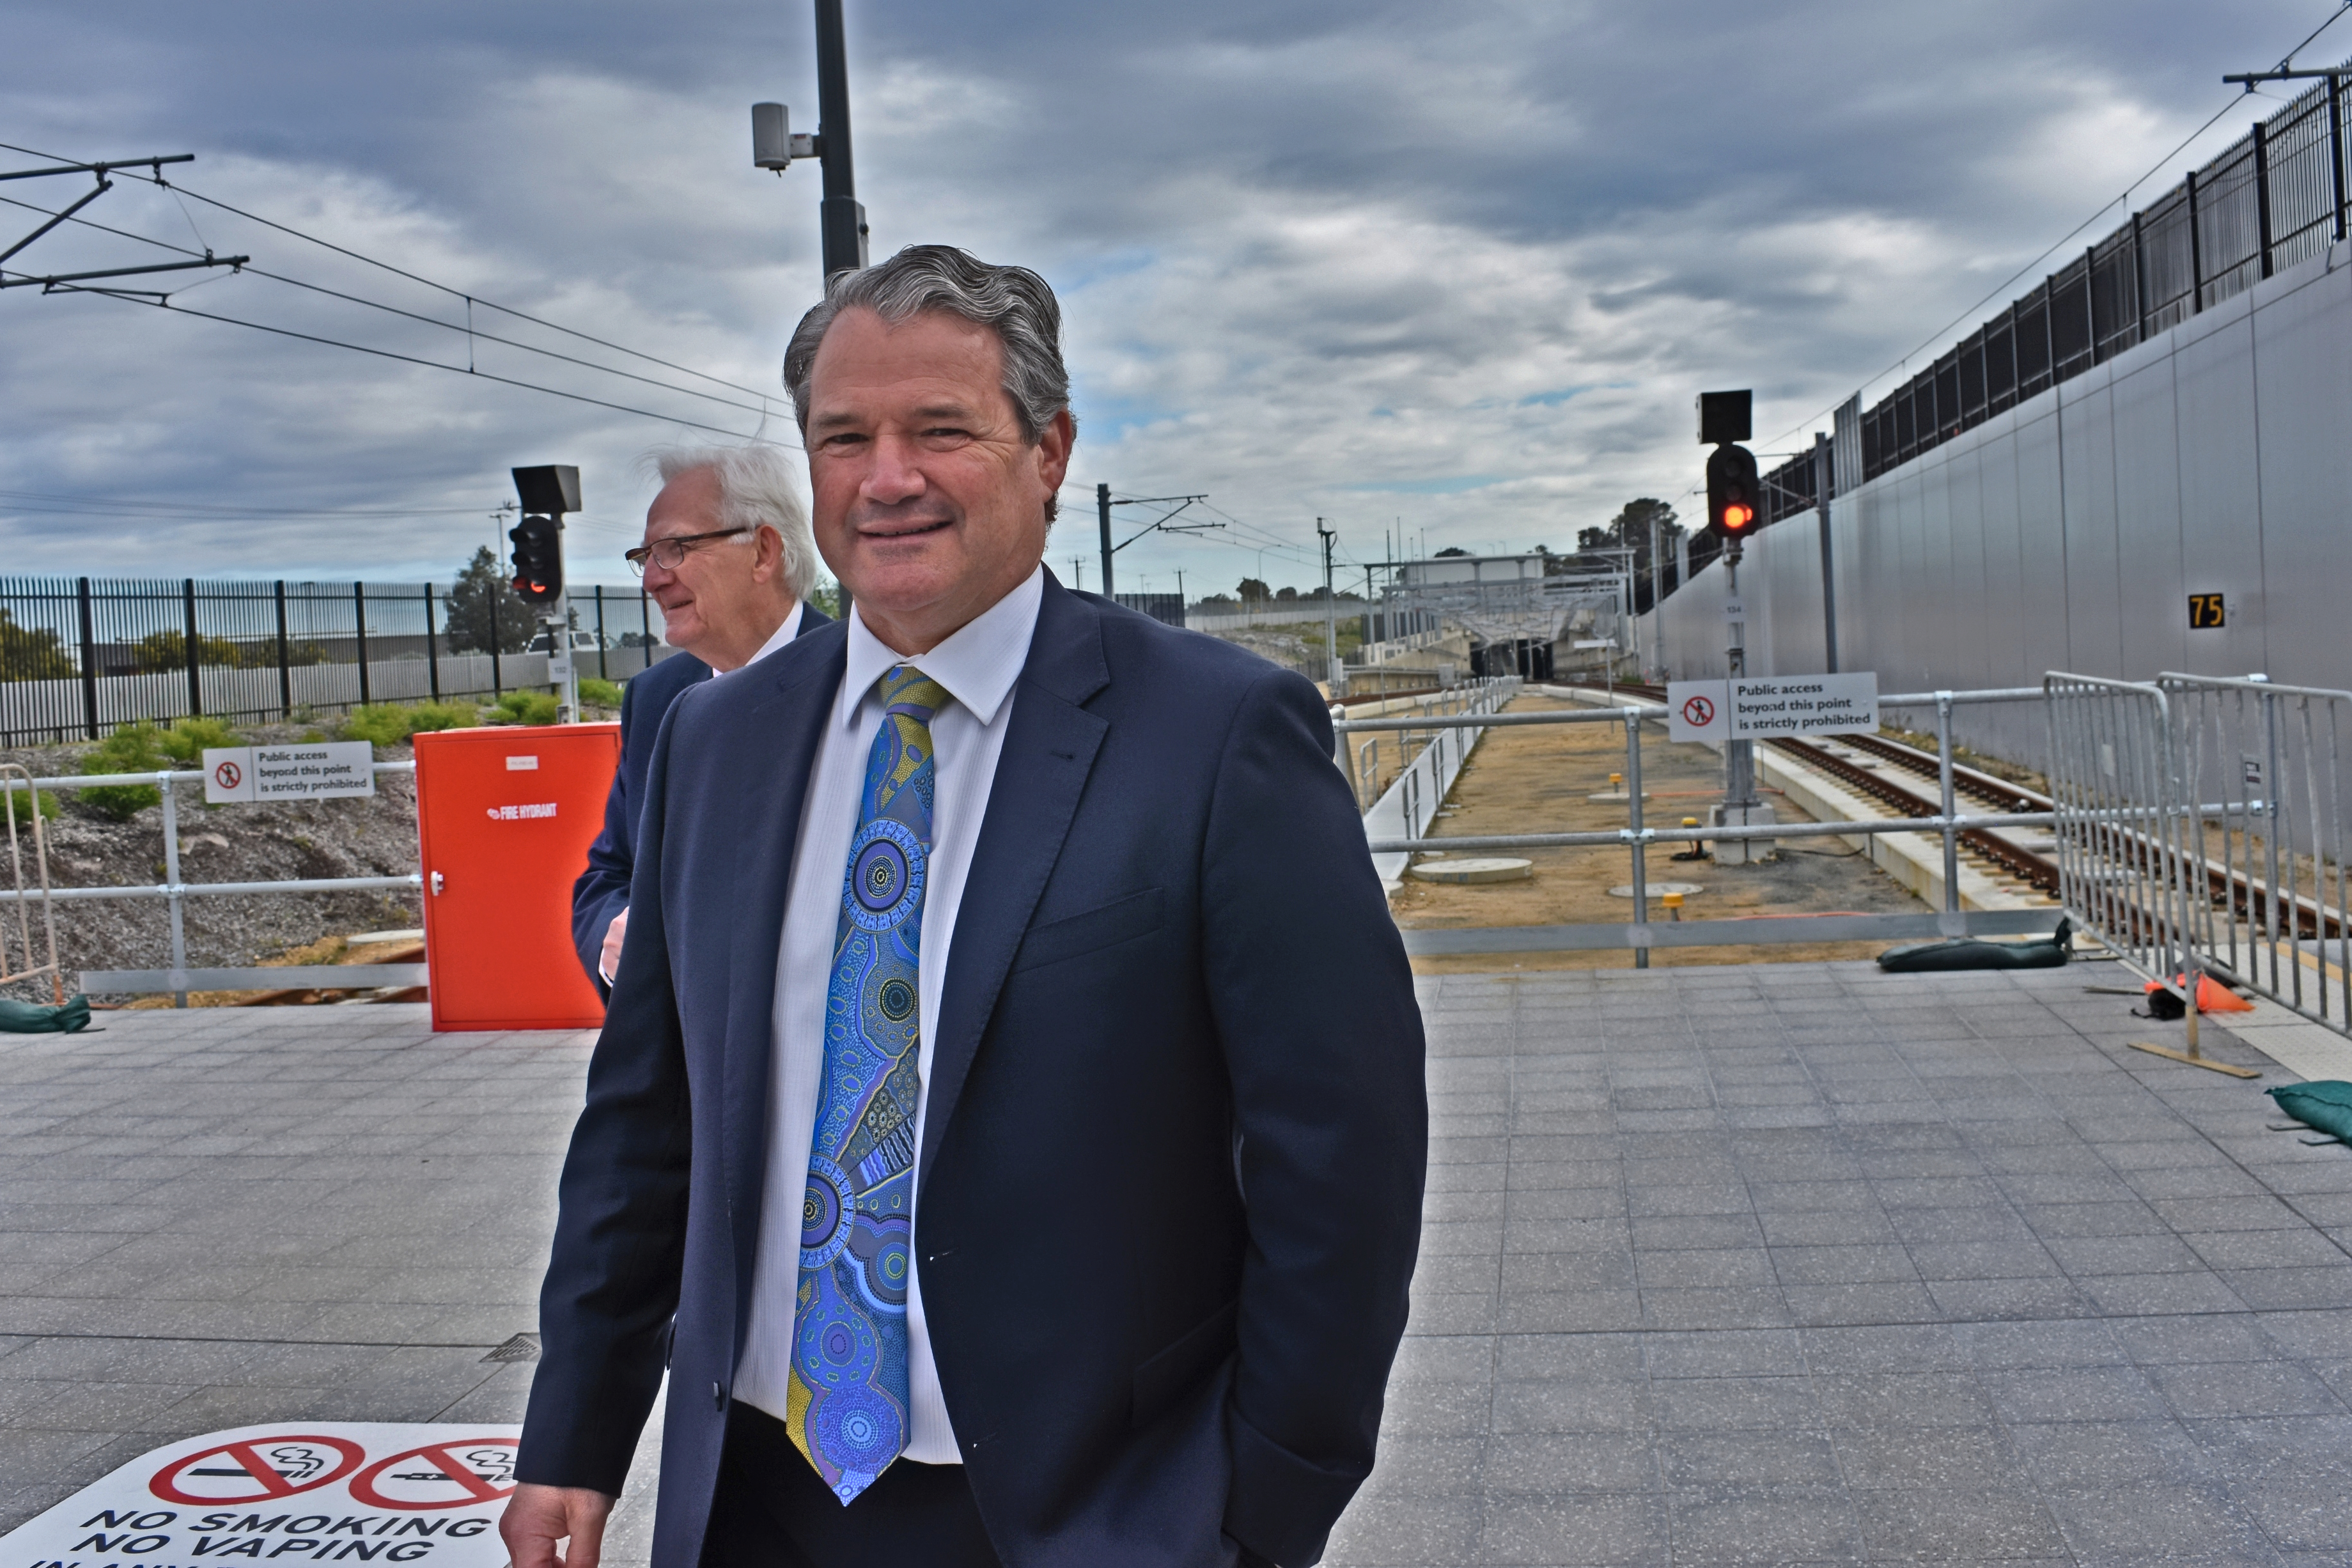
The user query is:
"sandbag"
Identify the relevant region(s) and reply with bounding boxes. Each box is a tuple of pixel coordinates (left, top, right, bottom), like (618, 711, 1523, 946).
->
(0, 994, 91, 1034)
(2270, 1081, 2352, 1144)
(1877, 918, 2073, 973)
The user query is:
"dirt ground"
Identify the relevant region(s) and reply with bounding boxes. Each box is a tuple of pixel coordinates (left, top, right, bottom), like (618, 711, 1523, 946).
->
(1389, 692, 1936, 974)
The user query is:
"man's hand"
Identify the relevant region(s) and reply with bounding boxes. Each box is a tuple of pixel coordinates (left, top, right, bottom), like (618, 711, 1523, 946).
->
(600, 908, 628, 984)
(500, 1483, 615, 1568)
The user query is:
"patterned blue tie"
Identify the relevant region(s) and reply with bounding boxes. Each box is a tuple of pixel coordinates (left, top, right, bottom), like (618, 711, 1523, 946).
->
(786, 666, 946, 1503)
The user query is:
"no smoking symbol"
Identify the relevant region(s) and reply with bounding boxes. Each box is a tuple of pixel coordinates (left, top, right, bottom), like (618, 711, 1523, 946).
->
(1681, 694, 1715, 727)
(213, 759, 243, 790)
(350, 1438, 519, 1510)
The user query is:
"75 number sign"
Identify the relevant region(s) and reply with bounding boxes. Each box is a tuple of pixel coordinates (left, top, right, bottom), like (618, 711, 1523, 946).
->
(2188, 592, 2226, 630)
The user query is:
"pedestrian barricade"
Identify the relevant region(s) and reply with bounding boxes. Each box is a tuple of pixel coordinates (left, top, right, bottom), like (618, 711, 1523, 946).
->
(1, 763, 65, 1004)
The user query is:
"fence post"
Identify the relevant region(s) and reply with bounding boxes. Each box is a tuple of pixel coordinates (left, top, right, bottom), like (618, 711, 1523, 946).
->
(640, 589, 651, 666)
(2332, 75, 2347, 244)
(352, 582, 370, 706)
(595, 586, 608, 680)
(490, 584, 502, 698)
(75, 577, 98, 740)
(1626, 710, 1649, 970)
(2187, 167, 2204, 312)
(162, 771, 185, 1008)
(182, 578, 202, 718)
(1936, 692, 1960, 914)
(2131, 210, 2147, 343)
(274, 580, 292, 718)
(2254, 118, 2275, 281)
(424, 584, 441, 700)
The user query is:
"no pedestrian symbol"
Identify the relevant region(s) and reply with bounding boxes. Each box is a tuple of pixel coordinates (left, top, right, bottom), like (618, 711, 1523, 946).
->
(149, 1435, 364, 1503)
(212, 758, 243, 792)
(350, 1438, 520, 1510)
(1681, 694, 1715, 727)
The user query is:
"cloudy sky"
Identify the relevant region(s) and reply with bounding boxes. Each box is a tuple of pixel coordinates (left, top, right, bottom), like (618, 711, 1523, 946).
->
(0, 0, 2335, 595)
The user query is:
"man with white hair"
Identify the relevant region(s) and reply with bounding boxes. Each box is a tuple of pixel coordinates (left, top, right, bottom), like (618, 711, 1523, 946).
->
(571, 444, 830, 989)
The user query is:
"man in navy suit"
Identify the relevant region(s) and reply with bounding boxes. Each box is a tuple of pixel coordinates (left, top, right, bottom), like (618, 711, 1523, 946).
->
(573, 444, 830, 990)
(506, 246, 1426, 1568)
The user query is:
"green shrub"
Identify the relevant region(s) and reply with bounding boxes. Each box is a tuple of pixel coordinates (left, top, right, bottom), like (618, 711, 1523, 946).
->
(405, 700, 480, 734)
(343, 699, 481, 746)
(2, 784, 58, 828)
(79, 722, 168, 819)
(488, 690, 563, 726)
(155, 716, 242, 765)
(341, 704, 416, 747)
(577, 677, 624, 710)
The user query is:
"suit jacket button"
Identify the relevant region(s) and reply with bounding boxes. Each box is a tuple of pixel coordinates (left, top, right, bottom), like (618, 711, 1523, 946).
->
(713, 1382, 726, 1411)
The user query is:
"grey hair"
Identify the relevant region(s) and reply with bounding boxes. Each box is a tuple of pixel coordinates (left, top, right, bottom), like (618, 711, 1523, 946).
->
(783, 244, 1073, 448)
(641, 443, 819, 600)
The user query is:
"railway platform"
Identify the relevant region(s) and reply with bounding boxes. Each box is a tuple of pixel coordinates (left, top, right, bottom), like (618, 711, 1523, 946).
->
(6, 971, 2352, 1565)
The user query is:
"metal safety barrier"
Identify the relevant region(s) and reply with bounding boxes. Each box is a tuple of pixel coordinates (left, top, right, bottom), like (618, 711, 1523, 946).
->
(1340, 682, 2060, 963)
(2163, 674, 2352, 1035)
(1, 761, 423, 1005)
(1, 762, 64, 1004)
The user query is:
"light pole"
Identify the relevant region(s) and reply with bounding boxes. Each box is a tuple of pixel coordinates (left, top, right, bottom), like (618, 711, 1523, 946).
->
(751, 0, 868, 277)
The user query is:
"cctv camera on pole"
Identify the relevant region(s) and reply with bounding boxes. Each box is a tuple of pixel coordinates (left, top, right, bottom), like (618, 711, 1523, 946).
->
(510, 464, 581, 723)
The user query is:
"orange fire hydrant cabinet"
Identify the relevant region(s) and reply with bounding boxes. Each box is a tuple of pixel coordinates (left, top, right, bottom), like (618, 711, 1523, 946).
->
(414, 722, 621, 1031)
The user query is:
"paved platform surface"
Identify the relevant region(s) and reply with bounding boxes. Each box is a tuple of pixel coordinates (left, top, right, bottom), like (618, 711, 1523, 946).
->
(5, 970, 2352, 1565)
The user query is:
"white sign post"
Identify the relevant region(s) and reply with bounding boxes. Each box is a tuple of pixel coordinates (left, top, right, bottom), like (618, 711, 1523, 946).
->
(1667, 673, 1878, 743)
(205, 743, 377, 805)
(0, 1423, 520, 1567)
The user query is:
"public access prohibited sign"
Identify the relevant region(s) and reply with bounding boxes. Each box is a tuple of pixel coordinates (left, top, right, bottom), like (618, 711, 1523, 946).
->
(0, 1423, 522, 1568)
(350, 1439, 519, 1510)
(1679, 693, 1715, 729)
(212, 757, 244, 793)
(151, 1435, 364, 1503)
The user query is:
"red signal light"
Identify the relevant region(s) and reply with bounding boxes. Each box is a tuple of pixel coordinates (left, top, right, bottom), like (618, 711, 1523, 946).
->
(1724, 502, 1754, 531)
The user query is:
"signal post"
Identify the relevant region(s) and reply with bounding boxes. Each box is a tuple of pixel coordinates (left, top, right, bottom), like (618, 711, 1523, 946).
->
(1697, 391, 1773, 864)
(509, 464, 581, 724)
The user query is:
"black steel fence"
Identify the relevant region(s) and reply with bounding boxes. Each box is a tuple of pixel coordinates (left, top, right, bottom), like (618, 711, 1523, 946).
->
(1852, 66, 2352, 484)
(0, 576, 668, 746)
(1732, 64, 2352, 527)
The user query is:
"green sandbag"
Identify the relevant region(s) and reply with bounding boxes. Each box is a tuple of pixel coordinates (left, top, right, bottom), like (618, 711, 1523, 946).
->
(0, 994, 92, 1034)
(2270, 1081, 2352, 1143)
(1878, 918, 2074, 973)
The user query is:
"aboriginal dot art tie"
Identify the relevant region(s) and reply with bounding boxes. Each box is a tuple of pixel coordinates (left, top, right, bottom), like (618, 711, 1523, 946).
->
(787, 665, 948, 1503)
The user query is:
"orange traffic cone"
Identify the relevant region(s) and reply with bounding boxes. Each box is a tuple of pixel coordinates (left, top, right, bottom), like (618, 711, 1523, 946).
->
(2147, 974, 2254, 1013)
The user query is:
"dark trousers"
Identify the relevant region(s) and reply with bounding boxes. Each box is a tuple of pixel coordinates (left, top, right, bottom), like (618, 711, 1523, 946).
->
(702, 1402, 1001, 1568)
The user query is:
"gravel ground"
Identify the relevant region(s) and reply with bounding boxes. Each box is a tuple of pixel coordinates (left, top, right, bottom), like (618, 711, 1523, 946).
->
(1, 723, 426, 1002)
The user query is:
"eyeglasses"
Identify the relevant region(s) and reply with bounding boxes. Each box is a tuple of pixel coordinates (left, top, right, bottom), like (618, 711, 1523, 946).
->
(624, 527, 752, 576)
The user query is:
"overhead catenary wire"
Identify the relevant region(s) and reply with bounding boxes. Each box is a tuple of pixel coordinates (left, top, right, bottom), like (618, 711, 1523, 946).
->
(0, 188, 790, 430)
(0, 139, 784, 407)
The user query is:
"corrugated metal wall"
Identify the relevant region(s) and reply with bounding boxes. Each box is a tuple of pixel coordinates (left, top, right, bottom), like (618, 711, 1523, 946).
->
(1640, 239, 2352, 765)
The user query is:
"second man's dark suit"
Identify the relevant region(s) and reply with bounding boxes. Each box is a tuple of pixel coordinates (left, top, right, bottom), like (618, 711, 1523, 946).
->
(520, 576, 1426, 1567)
(572, 605, 829, 990)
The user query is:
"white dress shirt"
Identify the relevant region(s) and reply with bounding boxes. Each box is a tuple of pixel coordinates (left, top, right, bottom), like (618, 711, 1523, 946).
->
(712, 598, 804, 678)
(735, 565, 1045, 1462)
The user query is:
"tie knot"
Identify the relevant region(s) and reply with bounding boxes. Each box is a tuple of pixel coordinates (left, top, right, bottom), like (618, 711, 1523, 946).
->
(878, 665, 951, 721)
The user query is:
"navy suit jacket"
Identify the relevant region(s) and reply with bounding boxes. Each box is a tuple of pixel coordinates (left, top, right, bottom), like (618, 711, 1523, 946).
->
(572, 606, 829, 990)
(518, 575, 1427, 1568)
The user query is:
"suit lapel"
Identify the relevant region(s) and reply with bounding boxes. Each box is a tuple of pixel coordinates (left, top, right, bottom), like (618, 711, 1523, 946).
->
(918, 579, 1110, 1195)
(720, 625, 846, 1303)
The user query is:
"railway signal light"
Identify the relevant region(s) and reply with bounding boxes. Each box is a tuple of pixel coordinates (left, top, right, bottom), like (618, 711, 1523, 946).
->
(509, 514, 564, 604)
(508, 465, 579, 607)
(1706, 441, 1761, 542)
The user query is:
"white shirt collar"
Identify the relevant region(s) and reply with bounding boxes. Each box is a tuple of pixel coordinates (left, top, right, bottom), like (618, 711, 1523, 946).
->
(712, 600, 804, 678)
(837, 565, 1044, 729)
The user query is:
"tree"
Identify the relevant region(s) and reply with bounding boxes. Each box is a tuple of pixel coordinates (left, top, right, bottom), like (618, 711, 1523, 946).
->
(1236, 578, 1272, 603)
(444, 546, 540, 655)
(1434, 545, 1471, 557)
(0, 608, 74, 681)
(1275, 586, 1299, 602)
(1577, 499, 1683, 613)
